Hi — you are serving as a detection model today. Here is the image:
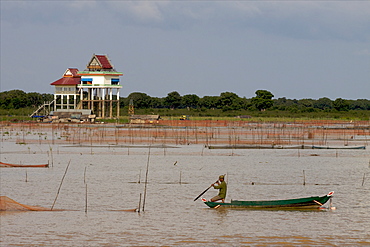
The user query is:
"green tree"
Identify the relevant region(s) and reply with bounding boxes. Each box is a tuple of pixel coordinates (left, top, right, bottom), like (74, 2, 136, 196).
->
(26, 92, 43, 107)
(314, 97, 333, 110)
(273, 97, 298, 110)
(119, 97, 126, 108)
(251, 90, 274, 111)
(182, 94, 200, 108)
(218, 92, 239, 109)
(0, 90, 53, 109)
(333, 98, 349, 111)
(240, 97, 253, 110)
(0, 90, 27, 109)
(298, 98, 315, 108)
(41, 93, 54, 102)
(164, 91, 182, 109)
(149, 97, 163, 108)
(348, 99, 370, 110)
(127, 92, 152, 108)
(199, 96, 219, 109)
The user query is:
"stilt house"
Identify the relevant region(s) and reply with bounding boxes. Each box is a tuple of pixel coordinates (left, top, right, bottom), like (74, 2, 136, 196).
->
(46, 54, 123, 120)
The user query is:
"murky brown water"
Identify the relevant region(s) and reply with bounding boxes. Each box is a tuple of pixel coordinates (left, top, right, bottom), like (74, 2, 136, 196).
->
(1, 128, 369, 246)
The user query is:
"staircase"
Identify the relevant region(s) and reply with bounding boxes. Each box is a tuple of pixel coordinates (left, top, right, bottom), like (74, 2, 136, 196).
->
(76, 101, 83, 109)
(29, 99, 56, 117)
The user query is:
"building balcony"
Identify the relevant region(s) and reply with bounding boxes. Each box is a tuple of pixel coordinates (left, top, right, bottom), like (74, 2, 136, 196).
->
(78, 84, 122, 89)
(78, 71, 123, 76)
(54, 90, 79, 94)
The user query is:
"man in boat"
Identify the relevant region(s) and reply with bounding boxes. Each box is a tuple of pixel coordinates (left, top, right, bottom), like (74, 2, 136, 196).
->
(210, 175, 227, 203)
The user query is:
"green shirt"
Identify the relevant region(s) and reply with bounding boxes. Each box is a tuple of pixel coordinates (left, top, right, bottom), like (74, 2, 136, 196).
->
(213, 181, 227, 199)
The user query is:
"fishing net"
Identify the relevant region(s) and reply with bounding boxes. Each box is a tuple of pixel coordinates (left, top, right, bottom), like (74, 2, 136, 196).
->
(0, 196, 52, 211)
(0, 196, 136, 212)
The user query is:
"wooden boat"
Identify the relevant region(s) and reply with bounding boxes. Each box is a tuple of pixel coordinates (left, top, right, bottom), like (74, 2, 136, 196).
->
(312, 145, 366, 150)
(207, 145, 275, 149)
(0, 161, 49, 168)
(202, 191, 334, 209)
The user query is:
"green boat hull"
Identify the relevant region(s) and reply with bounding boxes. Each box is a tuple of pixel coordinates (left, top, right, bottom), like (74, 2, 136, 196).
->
(203, 192, 334, 209)
(312, 145, 365, 149)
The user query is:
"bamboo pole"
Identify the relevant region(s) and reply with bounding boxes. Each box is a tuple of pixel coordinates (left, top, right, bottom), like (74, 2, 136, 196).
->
(138, 193, 142, 213)
(49, 146, 53, 167)
(85, 184, 88, 213)
(90, 128, 93, 155)
(142, 146, 151, 212)
(84, 166, 87, 184)
(51, 160, 71, 210)
(362, 173, 366, 186)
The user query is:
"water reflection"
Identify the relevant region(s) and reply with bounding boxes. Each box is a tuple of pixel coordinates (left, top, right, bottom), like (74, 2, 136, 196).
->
(1, 141, 369, 246)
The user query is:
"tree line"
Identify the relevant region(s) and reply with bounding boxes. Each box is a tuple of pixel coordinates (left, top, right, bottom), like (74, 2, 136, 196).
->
(1, 89, 370, 113)
(122, 90, 370, 112)
(0, 90, 53, 110)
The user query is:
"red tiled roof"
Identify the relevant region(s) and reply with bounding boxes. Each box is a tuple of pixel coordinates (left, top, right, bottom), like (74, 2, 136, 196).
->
(95, 55, 113, 69)
(50, 77, 80, 85)
(67, 68, 79, 77)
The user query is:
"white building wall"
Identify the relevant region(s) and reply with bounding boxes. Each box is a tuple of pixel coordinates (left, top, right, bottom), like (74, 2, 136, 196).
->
(91, 76, 105, 85)
(80, 75, 119, 85)
(104, 76, 113, 85)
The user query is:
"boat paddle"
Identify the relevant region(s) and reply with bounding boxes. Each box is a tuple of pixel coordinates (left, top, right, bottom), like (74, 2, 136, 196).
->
(193, 179, 219, 201)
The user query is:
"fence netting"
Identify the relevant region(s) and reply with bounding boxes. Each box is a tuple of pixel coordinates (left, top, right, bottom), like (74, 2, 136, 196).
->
(0, 196, 52, 211)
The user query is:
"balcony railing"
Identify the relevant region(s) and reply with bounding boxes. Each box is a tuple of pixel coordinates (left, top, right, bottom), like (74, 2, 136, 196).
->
(54, 90, 78, 94)
(78, 84, 122, 88)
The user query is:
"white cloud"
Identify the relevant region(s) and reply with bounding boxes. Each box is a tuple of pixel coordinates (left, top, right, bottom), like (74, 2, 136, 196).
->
(127, 2, 164, 22)
(3, 1, 370, 41)
(108, 1, 169, 23)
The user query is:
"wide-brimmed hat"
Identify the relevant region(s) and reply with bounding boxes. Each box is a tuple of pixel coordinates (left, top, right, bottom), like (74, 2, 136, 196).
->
(219, 175, 224, 179)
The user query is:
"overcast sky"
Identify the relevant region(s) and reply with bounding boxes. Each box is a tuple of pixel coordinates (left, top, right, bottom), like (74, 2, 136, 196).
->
(1, 1, 369, 100)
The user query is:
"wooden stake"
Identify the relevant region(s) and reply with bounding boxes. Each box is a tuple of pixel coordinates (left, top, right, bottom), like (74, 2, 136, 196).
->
(362, 173, 366, 186)
(84, 166, 87, 184)
(51, 159, 71, 210)
(85, 183, 88, 213)
(138, 193, 142, 213)
(303, 170, 306, 186)
(50, 147, 53, 167)
(142, 146, 151, 212)
(90, 128, 93, 155)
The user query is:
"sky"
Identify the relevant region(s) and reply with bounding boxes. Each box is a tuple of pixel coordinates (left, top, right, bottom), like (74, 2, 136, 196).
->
(1, 0, 369, 100)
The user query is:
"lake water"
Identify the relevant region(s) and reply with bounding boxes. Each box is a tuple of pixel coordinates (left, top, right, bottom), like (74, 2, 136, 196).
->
(1, 136, 369, 246)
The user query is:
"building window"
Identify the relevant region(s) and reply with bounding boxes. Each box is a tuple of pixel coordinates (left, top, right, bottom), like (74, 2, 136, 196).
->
(111, 78, 119, 85)
(81, 78, 93, 84)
